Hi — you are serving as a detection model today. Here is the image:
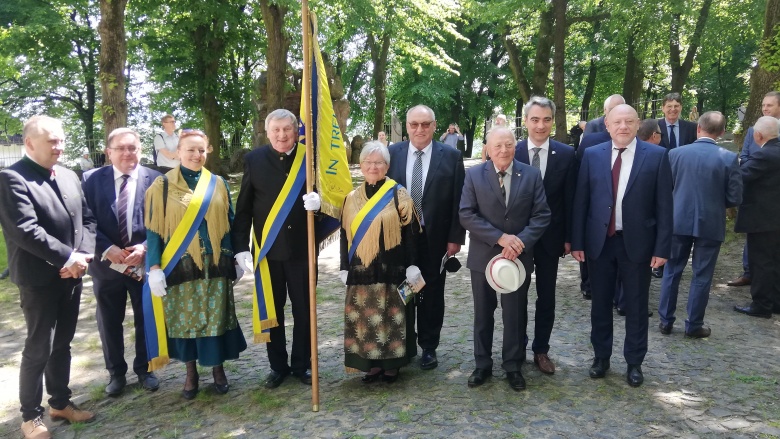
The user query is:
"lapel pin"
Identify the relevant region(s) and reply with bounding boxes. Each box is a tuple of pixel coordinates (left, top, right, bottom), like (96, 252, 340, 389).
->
(551, 150, 556, 155)
(515, 172, 521, 177)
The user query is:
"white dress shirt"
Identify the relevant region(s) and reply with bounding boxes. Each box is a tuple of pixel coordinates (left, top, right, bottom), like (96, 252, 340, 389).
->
(611, 138, 636, 231)
(527, 138, 550, 179)
(493, 162, 513, 204)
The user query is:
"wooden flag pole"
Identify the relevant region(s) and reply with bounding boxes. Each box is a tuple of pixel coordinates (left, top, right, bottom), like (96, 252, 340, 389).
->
(301, 0, 320, 413)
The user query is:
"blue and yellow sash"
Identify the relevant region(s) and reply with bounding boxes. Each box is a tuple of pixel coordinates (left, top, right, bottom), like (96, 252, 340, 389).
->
(142, 169, 218, 371)
(348, 179, 400, 263)
(251, 145, 306, 343)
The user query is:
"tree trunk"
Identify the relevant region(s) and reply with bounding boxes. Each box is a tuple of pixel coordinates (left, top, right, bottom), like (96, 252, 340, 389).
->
(192, 20, 226, 174)
(368, 32, 391, 138)
(669, 0, 713, 93)
(98, 0, 128, 144)
(622, 31, 640, 105)
(503, 29, 533, 102)
(260, 0, 289, 114)
(552, 0, 567, 142)
(532, 7, 555, 96)
(743, 0, 780, 136)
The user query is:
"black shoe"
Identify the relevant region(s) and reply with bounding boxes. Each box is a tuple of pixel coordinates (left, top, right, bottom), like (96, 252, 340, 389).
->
(420, 349, 438, 370)
(105, 375, 126, 396)
(658, 322, 673, 335)
(685, 326, 711, 339)
(652, 267, 664, 278)
(292, 370, 313, 385)
(467, 368, 491, 388)
(589, 358, 610, 378)
(381, 369, 399, 384)
(263, 370, 289, 389)
(734, 304, 772, 319)
(212, 367, 229, 394)
(627, 364, 644, 387)
(182, 379, 199, 400)
(361, 369, 383, 383)
(138, 372, 159, 392)
(506, 371, 526, 391)
(582, 290, 592, 300)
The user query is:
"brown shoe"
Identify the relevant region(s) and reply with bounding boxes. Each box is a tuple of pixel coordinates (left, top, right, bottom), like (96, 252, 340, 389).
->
(21, 416, 51, 439)
(49, 403, 96, 424)
(727, 276, 751, 287)
(534, 353, 556, 375)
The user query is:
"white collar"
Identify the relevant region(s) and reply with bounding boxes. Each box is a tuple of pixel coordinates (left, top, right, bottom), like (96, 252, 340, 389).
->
(112, 165, 139, 180)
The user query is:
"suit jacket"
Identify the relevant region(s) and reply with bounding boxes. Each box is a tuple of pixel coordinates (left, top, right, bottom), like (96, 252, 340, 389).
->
(0, 158, 96, 286)
(82, 165, 161, 279)
(741, 126, 758, 162)
(514, 139, 577, 257)
(459, 160, 551, 271)
(232, 145, 309, 260)
(572, 140, 673, 262)
(387, 140, 466, 278)
(583, 116, 606, 136)
(734, 138, 780, 233)
(658, 119, 697, 149)
(576, 131, 611, 161)
(668, 139, 742, 242)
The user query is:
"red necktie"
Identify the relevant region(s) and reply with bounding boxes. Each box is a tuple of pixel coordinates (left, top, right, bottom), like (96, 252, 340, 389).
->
(607, 148, 625, 237)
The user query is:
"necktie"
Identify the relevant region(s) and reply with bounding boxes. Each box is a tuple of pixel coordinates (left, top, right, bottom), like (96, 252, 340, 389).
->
(411, 150, 424, 222)
(498, 171, 507, 202)
(531, 147, 541, 169)
(669, 124, 677, 148)
(117, 175, 131, 247)
(607, 148, 625, 237)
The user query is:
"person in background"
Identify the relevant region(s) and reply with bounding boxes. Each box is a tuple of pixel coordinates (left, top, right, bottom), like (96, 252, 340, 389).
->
(377, 131, 390, 147)
(153, 114, 180, 173)
(440, 123, 465, 149)
(78, 149, 94, 171)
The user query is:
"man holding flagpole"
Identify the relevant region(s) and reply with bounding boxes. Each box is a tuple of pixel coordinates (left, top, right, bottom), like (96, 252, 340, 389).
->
(233, 109, 322, 389)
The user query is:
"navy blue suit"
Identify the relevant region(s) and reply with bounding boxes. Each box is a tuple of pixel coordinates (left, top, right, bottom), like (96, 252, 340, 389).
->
(658, 119, 697, 150)
(583, 116, 606, 136)
(577, 132, 612, 161)
(387, 140, 466, 351)
(658, 139, 742, 332)
(514, 140, 576, 355)
(572, 140, 673, 365)
(82, 165, 161, 378)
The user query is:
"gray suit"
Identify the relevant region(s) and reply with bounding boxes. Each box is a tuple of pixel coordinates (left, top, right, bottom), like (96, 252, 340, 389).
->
(459, 159, 550, 372)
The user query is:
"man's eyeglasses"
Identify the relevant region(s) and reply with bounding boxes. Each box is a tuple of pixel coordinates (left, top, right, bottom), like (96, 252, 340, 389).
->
(408, 121, 434, 130)
(109, 146, 139, 153)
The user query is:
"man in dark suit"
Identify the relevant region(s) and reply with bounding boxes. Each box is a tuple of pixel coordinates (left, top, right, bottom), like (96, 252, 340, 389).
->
(233, 109, 321, 389)
(658, 112, 742, 338)
(82, 128, 162, 396)
(734, 116, 780, 318)
(727, 91, 780, 287)
(571, 104, 673, 388)
(0, 116, 97, 438)
(460, 126, 550, 391)
(583, 94, 625, 136)
(387, 104, 466, 370)
(513, 96, 576, 375)
(657, 92, 697, 150)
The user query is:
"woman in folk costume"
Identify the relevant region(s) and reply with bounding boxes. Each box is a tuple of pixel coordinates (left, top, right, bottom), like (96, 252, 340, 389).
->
(339, 141, 423, 383)
(144, 129, 246, 399)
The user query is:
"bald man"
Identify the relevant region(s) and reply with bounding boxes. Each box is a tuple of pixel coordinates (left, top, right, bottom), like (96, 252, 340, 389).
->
(583, 94, 626, 136)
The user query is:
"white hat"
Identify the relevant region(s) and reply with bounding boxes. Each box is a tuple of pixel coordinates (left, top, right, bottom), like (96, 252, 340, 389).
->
(486, 254, 526, 294)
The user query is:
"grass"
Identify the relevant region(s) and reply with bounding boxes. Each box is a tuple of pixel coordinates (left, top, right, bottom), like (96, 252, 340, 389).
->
(250, 389, 285, 410)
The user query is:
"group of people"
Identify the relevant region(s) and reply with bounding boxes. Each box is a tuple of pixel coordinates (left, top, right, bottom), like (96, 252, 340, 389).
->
(1, 89, 779, 438)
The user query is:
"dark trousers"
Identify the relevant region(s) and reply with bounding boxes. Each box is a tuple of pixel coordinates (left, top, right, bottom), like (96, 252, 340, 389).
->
(92, 275, 148, 377)
(18, 280, 82, 421)
(658, 235, 721, 332)
(742, 240, 751, 278)
(579, 260, 591, 293)
(588, 234, 651, 365)
(266, 258, 312, 375)
(414, 230, 446, 350)
(530, 245, 558, 354)
(747, 231, 780, 312)
(471, 252, 532, 372)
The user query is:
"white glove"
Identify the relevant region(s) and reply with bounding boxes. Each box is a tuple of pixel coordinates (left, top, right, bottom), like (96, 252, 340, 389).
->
(235, 264, 244, 280)
(339, 270, 349, 285)
(235, 251, 254, 274)
(405, 265, 423, 284)
(148, 269, 167, 297)
(303, 192, 321, 211)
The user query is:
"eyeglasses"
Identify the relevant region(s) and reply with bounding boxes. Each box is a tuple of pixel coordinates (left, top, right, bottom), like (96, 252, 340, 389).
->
(361, 160, 387, 167)
(408, 121, 434, 130)
(109, 146, 139, 153)
(655, 130, 662, 135)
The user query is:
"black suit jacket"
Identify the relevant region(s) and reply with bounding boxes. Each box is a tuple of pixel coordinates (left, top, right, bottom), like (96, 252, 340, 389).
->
(514, 139, 577, 257)
(232, 145, 309, 261)
(0, 158, 96, 286)
(658, 119, 697, 149)
(82, 165, 161, 279)
(576, 131, 612, 161)
(734, 138, 780, 233)
(387, 140, 466, 278)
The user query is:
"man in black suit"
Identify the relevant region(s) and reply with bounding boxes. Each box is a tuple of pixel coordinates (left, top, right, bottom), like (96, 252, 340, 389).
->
(513, 96, 576, 375)
(82, 128, 162, 396)
(734, 116, 780, 318)
(0, 116, 97, 438)
(657, 92, 697, 150)
(572, 105, 673, 388)
(583, 94, 625, 136)
(232, 109, 321, 389)
(387, 105, 466, 370)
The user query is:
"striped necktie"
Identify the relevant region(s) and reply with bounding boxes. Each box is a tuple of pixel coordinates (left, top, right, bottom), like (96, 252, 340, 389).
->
(411, 150, 424, 222)
(117, 174, 131, 247)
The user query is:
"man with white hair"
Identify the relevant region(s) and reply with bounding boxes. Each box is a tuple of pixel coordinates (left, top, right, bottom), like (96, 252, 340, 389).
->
(734, 116, 780, 318)
(583, 94, 625, 136)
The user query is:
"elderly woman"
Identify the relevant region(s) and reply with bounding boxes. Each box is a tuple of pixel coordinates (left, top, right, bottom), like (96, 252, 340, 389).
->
(145, 129, 247, 399)
(339, 141, 422, 383)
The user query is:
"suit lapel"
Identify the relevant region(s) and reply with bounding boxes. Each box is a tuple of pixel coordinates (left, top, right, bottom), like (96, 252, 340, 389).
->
(515, 141, 530, 165)
(102, 167, 119, 220)
(391, 145, 408, 187)
(625, 142, 648, 195)
(506, 160, 524, 210)
(423, 142, 443, 195)
(484, 163, 506, 207)
(658, 119, 669, 148)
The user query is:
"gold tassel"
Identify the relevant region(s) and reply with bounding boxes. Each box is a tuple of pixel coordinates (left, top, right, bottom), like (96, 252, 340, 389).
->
(260, 318, 279, 330)
(147, 356, 170, 372)
(254, 333, 271, 343)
